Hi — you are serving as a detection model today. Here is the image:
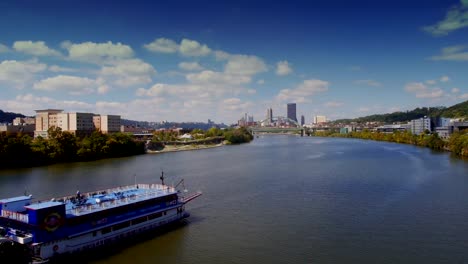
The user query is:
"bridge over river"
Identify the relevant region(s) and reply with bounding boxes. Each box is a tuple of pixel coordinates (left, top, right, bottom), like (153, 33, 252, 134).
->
(248, 116, 306, 136)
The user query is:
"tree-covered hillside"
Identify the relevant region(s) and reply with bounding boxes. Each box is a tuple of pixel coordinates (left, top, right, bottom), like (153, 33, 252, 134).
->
(334, 100, 467, 124)
(439, 100, 468, 118)
(0, 109, 25, 123)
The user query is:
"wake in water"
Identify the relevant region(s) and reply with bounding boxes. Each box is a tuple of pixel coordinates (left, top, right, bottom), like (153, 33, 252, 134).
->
(304, 152, 325, 160)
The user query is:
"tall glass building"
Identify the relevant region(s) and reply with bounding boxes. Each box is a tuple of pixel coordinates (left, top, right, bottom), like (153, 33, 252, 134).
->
(287, 103, 297, 122)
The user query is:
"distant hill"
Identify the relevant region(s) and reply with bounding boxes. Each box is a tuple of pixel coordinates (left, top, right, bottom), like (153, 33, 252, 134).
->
(334, 100, 468, 124)
(0, 109, 25, 124)
(439, 99, 468, 118)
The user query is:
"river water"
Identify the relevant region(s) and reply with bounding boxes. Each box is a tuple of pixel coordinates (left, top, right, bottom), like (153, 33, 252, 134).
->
(1, 135, 468, 264)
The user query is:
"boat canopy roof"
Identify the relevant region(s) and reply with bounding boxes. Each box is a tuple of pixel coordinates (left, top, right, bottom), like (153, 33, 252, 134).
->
(25, 201, 63, 210)
(0, 196, 31, 204)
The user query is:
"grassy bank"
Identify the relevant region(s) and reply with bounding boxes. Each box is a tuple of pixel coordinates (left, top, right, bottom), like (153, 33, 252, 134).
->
(147, 143, 224, 153)
(312, 130, 468, 158)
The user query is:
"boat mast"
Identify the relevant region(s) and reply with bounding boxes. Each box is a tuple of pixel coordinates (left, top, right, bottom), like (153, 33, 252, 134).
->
(160, 171, 165, 186)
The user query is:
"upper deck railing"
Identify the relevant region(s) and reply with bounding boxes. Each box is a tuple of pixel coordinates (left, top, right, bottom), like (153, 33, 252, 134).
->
(0, 184, 180, 221)
(63, 184, 178, 216)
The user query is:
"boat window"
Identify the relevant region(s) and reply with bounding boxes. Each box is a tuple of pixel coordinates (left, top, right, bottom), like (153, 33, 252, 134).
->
(148, 212, 162, 220)
(132, 216, 147, 225)
(101, 227, 111, 234)
(113, 221, 130, 231)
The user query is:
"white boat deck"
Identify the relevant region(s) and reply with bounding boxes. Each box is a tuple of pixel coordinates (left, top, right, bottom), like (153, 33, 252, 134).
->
(36, 184, 178, 217)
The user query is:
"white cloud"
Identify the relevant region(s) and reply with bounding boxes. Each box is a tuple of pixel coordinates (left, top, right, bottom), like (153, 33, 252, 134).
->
(33, 75, 101, 95)
(277, 79, 329, 102)
(143, 38, 179, 53)
(65, 41, 134, 63)
(388, 107, 401, 112)
(324, 101, 344, 108)
(440, 75, 450, 82)
(0, 43, 9, 53)
(224, 55, 267, 75)
(423, 2, 468, 36)
(186, 70, 251, 85)
(100, 59, 156, 87)
(13, 41, 61, 56)
(276, 60, 293, 76)
(405, 82, 427, 93)
(97, 85, 110, 94)
(358, 107, 370, 112)
(221, 98, 253, 111)
(223, 98, 241, 105)
(136, 75, 250, 102)
(257, 79, 265, 85)
(247, 89, 256, 94)
(60, 40, 72, 50)
(136, 84, 169, 97)
(354, 79, 382, 87)
(426, 79, 437, 85)
(431, 45, 468, 61)
(178, 61, 204, 71)
(179, 39, 211, 57)
(460, 93, 468, 99)
(0, 60, 47, 88)
(94, 98, 177, 120)
(418, 89, 444, 98)
(48, 65, 77, 73)
(0, 94, 93, 116)
(404, 82, 445, 98)
(144, 38, 211, 57)
(214, 50, 231, 60)
(452, 87, 460, 93)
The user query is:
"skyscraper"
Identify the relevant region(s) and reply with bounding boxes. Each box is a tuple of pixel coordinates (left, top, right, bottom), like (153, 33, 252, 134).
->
(287, 103, 297, 122)
(266, 107, 273, 123)
(301, 115, 305, 126)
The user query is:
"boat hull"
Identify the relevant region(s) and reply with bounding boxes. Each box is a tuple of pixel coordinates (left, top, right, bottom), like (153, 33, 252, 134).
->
(32, 207, 189, 263)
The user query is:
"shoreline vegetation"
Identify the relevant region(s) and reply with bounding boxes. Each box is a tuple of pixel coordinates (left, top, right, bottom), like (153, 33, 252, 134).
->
(146, 127, 253, 153)
(311, 130, 468, 158)
(0, 127, 253, 170)
(147, 143, 224, 154)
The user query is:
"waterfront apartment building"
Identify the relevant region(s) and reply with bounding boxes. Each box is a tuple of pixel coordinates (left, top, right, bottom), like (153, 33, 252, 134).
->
(34, 109, 64, 138)
(410, 116, 431, 135)
(93, 115, 121, 134)
(287, 103, 297, 122)
(313, 115, 327, 124)
(34, 109, 121, 138)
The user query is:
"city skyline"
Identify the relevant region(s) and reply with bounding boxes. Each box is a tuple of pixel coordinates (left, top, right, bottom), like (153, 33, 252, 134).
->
(0, 0, 468, 123)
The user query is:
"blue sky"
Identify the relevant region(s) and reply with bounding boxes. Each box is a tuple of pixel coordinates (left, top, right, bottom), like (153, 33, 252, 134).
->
(0, 0, 467, 123)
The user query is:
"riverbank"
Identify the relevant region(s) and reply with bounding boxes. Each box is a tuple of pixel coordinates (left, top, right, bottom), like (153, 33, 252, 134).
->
(147, 143, 224, 154)
(311, 130, 468, 158)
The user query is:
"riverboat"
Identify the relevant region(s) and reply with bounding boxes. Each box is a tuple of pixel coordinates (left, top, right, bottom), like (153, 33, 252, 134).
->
(0, 174, 201, 263)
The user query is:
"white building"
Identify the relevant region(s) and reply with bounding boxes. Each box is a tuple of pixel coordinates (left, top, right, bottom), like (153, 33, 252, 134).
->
(35, 109, 121, 138)
(34, 109, 64, 138)
(313, 115, 327, 124)
(410, 116, 431, 135)
(93, 115, 121, 134)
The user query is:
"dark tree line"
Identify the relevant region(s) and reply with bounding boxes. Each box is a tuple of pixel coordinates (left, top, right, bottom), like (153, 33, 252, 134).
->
(149, 127, 253, 145)
(0, 109, 25, 123)
(0, 127, 145, 169)
(333, 100, 467, 124)
(313, 129, 468, 157)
